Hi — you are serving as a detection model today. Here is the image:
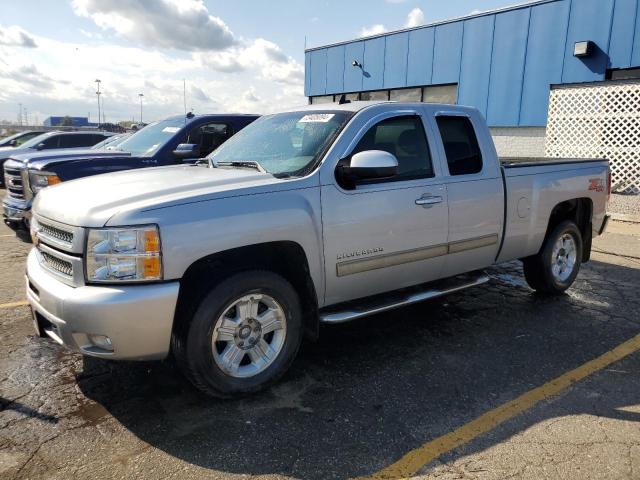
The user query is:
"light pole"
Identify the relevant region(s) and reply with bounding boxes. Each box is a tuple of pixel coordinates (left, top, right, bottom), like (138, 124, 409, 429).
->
(138, 93, 144, 123)
(95, 79, 101, 127)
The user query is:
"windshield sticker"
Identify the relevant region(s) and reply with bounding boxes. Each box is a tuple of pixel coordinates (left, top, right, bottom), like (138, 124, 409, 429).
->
(299, 114, 335, 123)
(162, 127, 180, 133)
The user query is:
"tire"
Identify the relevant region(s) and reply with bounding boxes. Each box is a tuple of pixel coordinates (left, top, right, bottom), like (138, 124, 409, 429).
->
(172, 270, 303, 398)
(523, 220, 583, 294)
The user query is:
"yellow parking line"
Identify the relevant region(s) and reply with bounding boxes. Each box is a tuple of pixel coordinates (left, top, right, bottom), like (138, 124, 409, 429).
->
(0, 300, 29, 309)
(359, 333, 640, 480)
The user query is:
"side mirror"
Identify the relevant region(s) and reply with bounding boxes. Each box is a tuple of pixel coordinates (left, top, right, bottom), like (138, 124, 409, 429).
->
(8, 139, 17, 147)
(173, 143, 200, 159)
(336, 150, 398, 189)
(35, 143, 46, 150)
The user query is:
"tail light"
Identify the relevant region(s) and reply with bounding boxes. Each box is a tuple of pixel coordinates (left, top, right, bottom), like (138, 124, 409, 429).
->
(607, 169, 611, 202)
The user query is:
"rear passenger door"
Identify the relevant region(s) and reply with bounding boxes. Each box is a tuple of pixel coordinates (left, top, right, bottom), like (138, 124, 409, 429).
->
(435, 113, 504, 277)
(321, 111, 448, 306)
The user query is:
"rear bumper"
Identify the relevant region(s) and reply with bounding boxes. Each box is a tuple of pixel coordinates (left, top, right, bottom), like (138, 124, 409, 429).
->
(26, 249, 180, 360)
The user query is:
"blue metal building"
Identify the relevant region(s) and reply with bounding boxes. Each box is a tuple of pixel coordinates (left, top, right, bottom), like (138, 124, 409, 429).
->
(304, 0, 640, 128)
(43, 116, 93, 127)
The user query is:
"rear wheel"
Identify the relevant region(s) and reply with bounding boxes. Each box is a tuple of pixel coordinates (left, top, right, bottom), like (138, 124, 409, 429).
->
(523, 220, 583, 294)
(173, 271, 303, 398)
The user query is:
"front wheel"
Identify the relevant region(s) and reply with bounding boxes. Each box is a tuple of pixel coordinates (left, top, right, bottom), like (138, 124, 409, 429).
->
(173, 271, 303, 398)
(523, 220, 583, 294)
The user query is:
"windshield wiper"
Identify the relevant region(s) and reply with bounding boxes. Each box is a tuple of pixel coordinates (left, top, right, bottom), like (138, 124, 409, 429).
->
(215, 161, 266, 173)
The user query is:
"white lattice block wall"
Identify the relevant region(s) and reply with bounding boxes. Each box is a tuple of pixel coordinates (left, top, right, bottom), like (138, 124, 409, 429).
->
(546, 82, 640, 194)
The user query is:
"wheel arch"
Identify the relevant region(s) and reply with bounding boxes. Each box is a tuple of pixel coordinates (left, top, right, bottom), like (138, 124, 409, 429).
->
(172, 241, 320, 344)
(543, 197, 593, 262)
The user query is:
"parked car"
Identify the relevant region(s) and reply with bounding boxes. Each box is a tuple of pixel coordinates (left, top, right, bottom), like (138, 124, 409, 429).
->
(25, 102, 610, 397)
(0, 131, 112, 188)
(3, 114, 258, 233)
(0, 130, 46, 148)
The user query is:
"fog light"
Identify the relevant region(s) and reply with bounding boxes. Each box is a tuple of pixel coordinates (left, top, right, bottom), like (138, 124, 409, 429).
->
(87, 334, 114, 351)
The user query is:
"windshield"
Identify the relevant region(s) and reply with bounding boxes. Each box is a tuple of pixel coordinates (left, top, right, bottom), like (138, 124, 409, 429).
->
(19, 132, 56, 149)
(209, 111, 352, 177)
(114, 118, 185, 156)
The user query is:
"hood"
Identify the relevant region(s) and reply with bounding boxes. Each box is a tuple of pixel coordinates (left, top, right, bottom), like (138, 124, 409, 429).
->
(10, 148, 128, 168)
(0, 145, 34, 160)
(34, 164, 285, 227)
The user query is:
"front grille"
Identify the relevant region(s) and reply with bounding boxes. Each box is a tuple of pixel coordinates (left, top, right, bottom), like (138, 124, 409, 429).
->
(39, 223, 74, 245)
(4, 167, 25, 199)
(39, 250, 73, 277)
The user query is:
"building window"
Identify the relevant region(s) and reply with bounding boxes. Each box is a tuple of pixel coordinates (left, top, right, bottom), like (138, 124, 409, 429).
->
(607, 68, 640, 81)
(360, 90, 389, 101)
(423, 84, 457, 104)
(389, 88, 422, 102)
(309, 84, 458, 105)
(310, 95, 335, 104)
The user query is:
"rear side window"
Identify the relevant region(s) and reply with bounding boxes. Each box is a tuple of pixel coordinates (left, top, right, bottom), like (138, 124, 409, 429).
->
(59, 135, 101, 148)
(352, 116, 433, 181)
(436, 116, 483, 176)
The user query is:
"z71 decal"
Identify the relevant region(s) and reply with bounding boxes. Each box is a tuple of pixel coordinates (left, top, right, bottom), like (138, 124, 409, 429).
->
(588, 178, 604, 192)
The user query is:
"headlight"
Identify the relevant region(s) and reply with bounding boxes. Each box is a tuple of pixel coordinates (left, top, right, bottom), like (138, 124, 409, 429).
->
(29, 171, 61, 194)
(85, 225, 162, 283)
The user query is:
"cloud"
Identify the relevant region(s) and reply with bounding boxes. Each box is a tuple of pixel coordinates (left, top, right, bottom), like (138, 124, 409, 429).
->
(405, 8, 425, 27)
(0, 25, 37, 48)
(71, 0, 236, 51)
(359, 24, 387, 38)
(0, 64, 59, 89)
(243, 87, 260, 103)
(198, 38, 303, 86)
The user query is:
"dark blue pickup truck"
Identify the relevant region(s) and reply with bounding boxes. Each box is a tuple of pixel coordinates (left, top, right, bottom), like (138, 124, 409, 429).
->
(3, 113, 259, 234)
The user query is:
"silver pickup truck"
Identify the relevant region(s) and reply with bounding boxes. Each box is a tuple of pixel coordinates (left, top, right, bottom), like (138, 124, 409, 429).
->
(26, 102, 610, 397)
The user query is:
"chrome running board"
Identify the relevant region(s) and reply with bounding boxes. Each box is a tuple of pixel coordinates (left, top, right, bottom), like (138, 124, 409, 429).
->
(319, 273, 490, 324)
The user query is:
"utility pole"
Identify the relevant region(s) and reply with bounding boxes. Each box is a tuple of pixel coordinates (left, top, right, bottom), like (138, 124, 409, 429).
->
(18, 103, 22, 126)
(95, 79, 102, 126)
(138, 93, 144, 123)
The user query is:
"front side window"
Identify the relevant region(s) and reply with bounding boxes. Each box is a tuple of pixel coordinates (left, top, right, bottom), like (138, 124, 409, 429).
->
(115, 117, 186, 156)
(38, 136, 60, 149)
(187, 123, 229, 157)
(209, 111, 352, 177)
(352, 116, 433, 181)
(436, 116, 482, 176)
(21, 133, 56, 149)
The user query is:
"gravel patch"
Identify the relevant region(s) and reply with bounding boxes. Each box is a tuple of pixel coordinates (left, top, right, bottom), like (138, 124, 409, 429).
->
(609, 193, 640, 220)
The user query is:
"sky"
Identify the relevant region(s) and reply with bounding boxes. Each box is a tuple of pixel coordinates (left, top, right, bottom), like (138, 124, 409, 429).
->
(0, 0, 526, 125)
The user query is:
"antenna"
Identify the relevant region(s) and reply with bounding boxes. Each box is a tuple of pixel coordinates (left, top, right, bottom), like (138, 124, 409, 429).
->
(183, 79, 187, 124)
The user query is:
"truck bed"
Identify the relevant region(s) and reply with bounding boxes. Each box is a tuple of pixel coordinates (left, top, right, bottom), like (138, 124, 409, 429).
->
(500, 157, 605, 168)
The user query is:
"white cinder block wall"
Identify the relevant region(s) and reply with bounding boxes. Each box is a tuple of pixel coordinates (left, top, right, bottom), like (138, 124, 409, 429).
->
(490, 127, 547, 158)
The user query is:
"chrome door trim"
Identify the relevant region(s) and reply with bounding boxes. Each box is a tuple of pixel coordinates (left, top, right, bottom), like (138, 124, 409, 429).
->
(336, 233, 499, 277)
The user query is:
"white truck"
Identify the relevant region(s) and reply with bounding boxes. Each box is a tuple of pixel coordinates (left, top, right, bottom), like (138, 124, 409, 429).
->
(26, 102, 610, 397)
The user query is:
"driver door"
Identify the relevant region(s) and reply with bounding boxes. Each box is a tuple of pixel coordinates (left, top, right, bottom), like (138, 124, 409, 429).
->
(321, 111, 448, 306)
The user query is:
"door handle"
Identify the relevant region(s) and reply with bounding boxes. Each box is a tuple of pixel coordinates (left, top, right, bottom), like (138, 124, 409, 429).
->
(415, 195, 443, 207)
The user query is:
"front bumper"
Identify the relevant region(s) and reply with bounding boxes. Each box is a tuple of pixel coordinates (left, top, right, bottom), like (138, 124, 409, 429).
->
(26, 249, 180, 360)
(2, 196, 30, 230)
